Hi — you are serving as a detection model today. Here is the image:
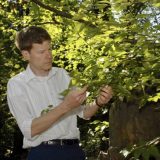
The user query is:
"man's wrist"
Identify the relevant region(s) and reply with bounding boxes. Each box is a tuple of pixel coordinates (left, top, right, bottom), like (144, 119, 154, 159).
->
(95, 98, 103, 108)
(59, 101, 71, 113)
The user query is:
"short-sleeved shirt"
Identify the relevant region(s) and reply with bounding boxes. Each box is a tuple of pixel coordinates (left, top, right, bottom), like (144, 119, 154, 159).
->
(7, 65, 84, 148)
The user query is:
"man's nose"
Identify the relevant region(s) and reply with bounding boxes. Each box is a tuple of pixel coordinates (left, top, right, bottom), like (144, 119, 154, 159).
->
(46, 51, 52, 58)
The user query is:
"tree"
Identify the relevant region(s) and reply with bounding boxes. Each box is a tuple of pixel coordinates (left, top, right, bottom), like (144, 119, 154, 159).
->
(0, 0, 160, 159)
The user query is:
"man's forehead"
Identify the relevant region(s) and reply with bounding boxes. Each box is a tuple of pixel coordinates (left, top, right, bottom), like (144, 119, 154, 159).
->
(32, 41, 51, 49)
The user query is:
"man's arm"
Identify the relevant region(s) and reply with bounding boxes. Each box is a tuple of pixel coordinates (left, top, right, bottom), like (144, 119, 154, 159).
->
(83, 85, 113, 119)
(31, 86, 87, 137)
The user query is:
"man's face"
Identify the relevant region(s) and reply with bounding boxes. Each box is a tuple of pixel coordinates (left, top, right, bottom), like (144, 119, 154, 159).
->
(22, 40, 53, 76)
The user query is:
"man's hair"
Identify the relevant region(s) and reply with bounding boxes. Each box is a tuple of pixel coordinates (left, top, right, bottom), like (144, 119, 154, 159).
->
(15, 26, 51, 51)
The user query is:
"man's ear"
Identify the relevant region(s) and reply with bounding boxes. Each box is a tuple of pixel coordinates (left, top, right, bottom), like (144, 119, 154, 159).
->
(22, 50, 30, 61)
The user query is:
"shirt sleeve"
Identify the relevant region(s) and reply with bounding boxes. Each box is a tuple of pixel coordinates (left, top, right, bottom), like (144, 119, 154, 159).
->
(7, 79, 38, 140)
(77, 105, 91, 120)
(60, 68, 71, 88)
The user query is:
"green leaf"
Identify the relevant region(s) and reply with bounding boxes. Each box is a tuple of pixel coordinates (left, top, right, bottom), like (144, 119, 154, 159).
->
(59, 89, 70, 96)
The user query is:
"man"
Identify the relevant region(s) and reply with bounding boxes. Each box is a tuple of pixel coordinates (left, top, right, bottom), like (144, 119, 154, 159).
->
(7, 26, 113, 160)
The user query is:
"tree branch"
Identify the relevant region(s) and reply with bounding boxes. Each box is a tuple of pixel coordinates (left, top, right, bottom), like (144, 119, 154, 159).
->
(31, 0, 96, 27)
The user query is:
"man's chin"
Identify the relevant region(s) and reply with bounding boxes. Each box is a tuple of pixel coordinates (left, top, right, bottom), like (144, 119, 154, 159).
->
(45, 65, 52, 71)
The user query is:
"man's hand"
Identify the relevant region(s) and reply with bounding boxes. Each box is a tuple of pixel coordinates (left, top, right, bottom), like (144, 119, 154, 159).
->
(32, 86, 87, 137)
(96, 85, 113, 107)
(62, 86, 88, 110)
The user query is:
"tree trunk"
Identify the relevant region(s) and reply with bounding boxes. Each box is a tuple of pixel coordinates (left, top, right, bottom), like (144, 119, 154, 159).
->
(99, 101, 160, 160)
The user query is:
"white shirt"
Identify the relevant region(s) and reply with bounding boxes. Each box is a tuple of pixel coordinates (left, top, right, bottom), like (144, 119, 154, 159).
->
(7, 65, 84, 148)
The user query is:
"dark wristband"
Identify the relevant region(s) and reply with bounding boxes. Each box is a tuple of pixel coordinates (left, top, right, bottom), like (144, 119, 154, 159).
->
(95, 98, 103, 108)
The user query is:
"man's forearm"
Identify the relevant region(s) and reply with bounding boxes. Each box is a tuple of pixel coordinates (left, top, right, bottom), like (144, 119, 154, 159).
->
(31, 86, 88, 137)
(83, 102, 100, 119)
(31, 102, 70, 137)
(84, 85, 113, 119)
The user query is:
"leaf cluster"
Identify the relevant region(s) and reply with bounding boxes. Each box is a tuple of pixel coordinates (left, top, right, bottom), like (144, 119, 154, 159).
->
(0, 0, 160, 158)
(120, 137, 160, 160)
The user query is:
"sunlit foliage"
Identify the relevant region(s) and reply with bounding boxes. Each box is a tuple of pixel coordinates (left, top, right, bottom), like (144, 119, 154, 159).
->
(0, 0, 160, 159)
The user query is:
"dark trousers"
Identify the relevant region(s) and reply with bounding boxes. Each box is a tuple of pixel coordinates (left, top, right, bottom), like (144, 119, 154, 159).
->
(27, 143, 85, 160)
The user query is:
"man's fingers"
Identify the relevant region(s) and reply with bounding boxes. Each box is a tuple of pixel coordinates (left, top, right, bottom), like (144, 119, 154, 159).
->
(97, 85, 113, 105)
(79, 94, 87, 103)
(75, 92, 86, 104)
(101, 85, 112, 91)
(78, 85, 88, 95)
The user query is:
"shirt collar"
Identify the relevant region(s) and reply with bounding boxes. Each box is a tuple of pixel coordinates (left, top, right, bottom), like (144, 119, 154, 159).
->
(25, 65, 58, 83)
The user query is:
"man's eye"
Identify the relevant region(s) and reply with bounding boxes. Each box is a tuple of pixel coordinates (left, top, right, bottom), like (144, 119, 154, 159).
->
(39, 51, 45, 54)
(49, 48, 52, 51)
